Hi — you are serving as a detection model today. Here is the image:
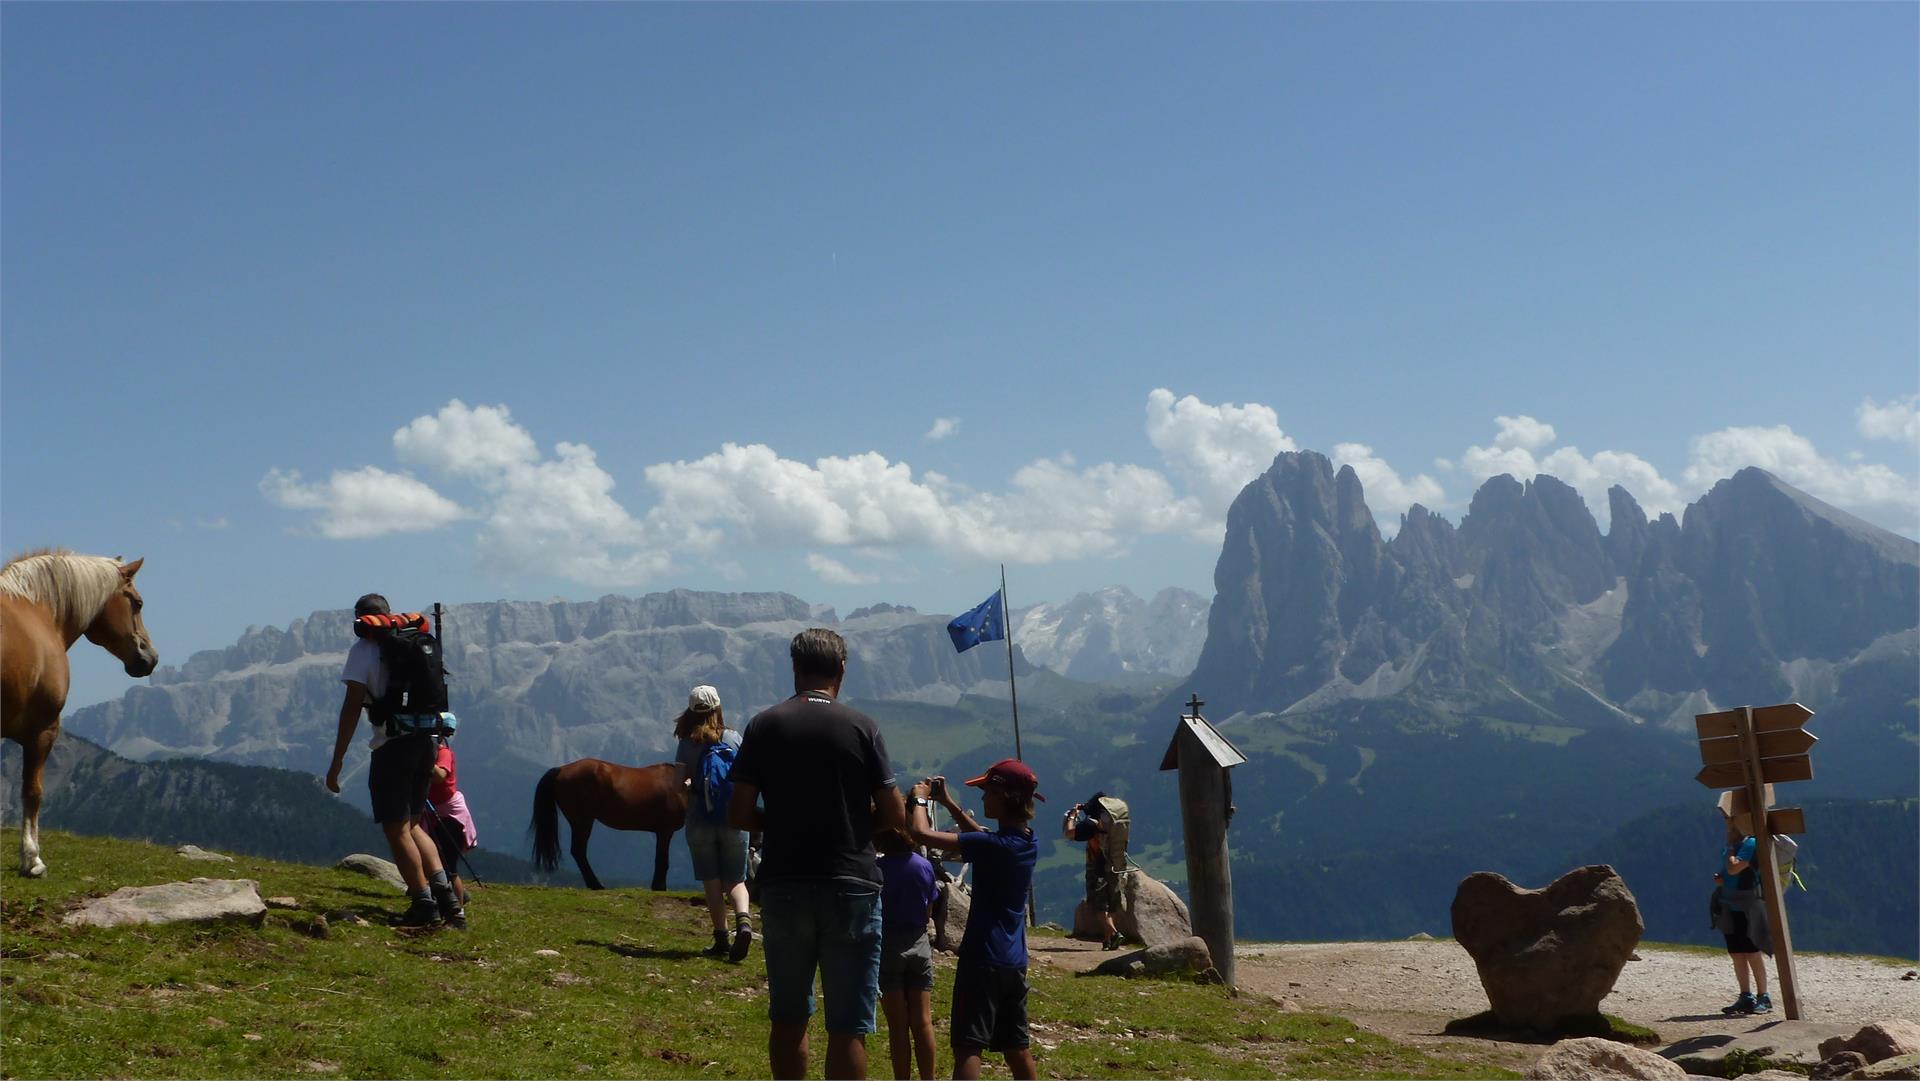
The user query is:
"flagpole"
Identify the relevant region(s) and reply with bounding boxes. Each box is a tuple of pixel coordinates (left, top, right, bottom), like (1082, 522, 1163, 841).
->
(1000, 563, 1036, 928)
(1000, 563, 1022, 762)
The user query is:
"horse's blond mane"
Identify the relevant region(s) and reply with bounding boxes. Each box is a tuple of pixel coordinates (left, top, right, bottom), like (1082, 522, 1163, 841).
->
(0, 549, 124, 637)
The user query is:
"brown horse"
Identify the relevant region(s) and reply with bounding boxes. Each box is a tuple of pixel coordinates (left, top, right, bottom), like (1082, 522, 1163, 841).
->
(0, 550, 157, 877)
(529, 759, 687, 891)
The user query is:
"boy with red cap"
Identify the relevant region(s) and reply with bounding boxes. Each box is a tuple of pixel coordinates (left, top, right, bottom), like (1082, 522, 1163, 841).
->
(906, 758, 1041, 1081)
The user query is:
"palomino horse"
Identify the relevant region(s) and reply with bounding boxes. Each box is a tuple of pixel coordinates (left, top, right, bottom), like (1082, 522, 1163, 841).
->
(529, 759, 686, 891)
(0, 550, 157, 877)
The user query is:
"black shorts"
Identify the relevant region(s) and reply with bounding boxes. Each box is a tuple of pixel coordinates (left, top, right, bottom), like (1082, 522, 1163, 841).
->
(1722, 909, 1759, 955)
(367, 733, 434, 824)
(1086, 865, 1122, 914)
(951, 957, 1029, 1052)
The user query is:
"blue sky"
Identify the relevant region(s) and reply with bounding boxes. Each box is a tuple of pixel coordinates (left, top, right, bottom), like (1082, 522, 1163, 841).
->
(4, 4, 1915, 710)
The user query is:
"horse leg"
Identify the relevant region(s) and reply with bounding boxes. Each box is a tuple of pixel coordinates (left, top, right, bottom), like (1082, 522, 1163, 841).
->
(566, 812, 606, 891)
(18, 724, 56, 878)
(651, 829, 672, 892)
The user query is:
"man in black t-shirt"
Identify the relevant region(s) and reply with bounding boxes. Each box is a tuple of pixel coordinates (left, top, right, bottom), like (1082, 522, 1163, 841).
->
(730, 628, 904, 1080)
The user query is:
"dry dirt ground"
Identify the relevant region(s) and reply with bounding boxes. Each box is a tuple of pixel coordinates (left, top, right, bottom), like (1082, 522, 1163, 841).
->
(1031, 936, 1920, 1074)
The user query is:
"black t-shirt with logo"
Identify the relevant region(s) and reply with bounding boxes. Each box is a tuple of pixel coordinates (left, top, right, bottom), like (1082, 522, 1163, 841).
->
(731, 692, 895, 889)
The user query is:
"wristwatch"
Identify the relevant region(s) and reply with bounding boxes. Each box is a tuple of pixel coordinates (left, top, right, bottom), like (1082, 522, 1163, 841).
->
(913, 796, 933, 808)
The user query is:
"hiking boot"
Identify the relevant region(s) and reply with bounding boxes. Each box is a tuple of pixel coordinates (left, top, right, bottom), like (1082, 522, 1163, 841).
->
(701, 932, 729, 959)
(396, 896, 442, 929)
(434, 888, 468, 931)
(1722, 992, 1756, 1016)
(1102, 933, 1121, 951)
(730, 922, 753, 963)
(1753, 992, 1773, 1014)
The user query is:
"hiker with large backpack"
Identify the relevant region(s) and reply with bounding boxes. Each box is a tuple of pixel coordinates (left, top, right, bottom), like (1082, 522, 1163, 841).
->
(1065, 792, 1130, 950)
(323, 593, 466, 930)
(1711, 796, 1774, 1016)
(673, 685, 752, 961)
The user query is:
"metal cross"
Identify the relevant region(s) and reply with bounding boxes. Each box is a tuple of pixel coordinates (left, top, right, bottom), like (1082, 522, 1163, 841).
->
(1186, 693, 1205, 718)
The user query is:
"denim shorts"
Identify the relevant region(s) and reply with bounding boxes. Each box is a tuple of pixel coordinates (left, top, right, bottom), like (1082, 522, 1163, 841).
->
(759, 881, 883, 1034)
(683, 819, 748, 883)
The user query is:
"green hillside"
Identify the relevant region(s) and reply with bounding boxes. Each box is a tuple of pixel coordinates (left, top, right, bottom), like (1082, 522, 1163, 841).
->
(0, 830, 1511, 1080)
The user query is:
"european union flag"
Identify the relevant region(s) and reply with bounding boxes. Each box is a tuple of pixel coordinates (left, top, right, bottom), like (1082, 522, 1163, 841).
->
(947, 591, 1006, 653)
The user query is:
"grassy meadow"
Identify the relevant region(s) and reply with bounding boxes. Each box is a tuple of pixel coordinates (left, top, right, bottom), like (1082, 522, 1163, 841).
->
(0, 829, 1519, 1080)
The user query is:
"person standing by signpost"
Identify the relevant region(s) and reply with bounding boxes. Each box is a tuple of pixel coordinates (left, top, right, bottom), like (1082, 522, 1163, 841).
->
(1713, 805, 1772, 1015)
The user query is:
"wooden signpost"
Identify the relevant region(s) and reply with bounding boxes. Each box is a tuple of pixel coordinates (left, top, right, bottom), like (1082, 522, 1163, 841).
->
(1695, 702, 1816, 1020)
(1161, 693, 1246, 989)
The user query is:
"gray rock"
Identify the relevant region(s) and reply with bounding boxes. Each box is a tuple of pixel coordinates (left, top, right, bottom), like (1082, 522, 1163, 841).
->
(336, 854, 405, 891)
(934, 876, 970, 955)
(1117, 869, 1192, 948)
(1820, 1022, 1920, 1066)
(1526, 1037, 1688, 1081)
(62, 877, 265, 928)
(1662, 1021, 1862, 1077)
(1853, 1052, 1920, 1080)
(1451, 865, 1643, 1031)
(1408, 932, 1435, 941)
(1083, 936, 1213, 979)
(176, 844, 234, 863)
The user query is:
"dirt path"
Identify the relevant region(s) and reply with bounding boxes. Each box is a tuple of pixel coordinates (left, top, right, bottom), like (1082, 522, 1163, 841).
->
(1032, 937, 1920, 1074)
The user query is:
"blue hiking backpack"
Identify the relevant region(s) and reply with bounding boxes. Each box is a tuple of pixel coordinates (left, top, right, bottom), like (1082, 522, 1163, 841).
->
(700, 740, 737, 819)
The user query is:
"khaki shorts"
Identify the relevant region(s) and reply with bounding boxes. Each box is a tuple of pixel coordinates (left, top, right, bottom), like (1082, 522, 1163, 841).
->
(1086, 865, 1123, 913)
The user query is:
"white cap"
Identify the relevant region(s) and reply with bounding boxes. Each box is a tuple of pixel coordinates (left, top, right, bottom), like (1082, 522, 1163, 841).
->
(688, 685, 721, 713)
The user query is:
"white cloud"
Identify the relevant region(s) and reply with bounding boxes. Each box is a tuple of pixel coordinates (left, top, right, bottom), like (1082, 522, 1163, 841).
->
(1330, 444, 1446, 532)
(807, 552, 881, 585)
(393, 400, 539, 481)
(1145, 388, 1294, 515)
(1857, 395, 1920, 448)
(259, 467, 470, 539)
(925, 417, 960, 442)
(1684, 425, 1918, 513)
(645, 444, 1204, 564)
(1493, 415, 1556, 450)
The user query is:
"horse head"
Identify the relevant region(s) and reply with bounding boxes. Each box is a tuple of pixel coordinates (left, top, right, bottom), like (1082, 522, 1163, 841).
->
(82, 557, 157, 677)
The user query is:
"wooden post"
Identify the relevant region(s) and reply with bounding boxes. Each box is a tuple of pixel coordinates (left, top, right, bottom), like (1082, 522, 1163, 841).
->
(1739, 706, 1800, 1019)
(1171, 694, 1237, 989)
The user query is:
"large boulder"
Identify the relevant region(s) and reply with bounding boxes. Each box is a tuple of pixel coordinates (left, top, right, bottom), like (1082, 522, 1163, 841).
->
(176, 844, 234, 863)
(62, 878, 266, 928)
(1451, 865, 1643, 1030)
(1117, 870, 1192, 948)
(1820, 1023, 1920, 1066)
(1663, 1021, 1860, 1077)
(336, 854, 405, 892)
(1082, 936, 1214, 979)
(1525, 1037, 1687, 1081)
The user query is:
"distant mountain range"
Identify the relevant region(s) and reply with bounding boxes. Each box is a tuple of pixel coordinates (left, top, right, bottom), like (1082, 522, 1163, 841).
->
(39, 453, 1920, 954)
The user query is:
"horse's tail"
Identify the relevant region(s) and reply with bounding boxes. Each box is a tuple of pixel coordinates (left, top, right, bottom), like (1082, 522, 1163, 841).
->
(529, 767, 563, 873)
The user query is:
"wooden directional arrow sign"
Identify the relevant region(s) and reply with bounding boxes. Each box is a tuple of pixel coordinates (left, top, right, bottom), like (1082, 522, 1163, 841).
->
(1696, 755, 1814, 789)
(1699, 728, 1819, 766)
(1695, 702, 1814, 740)
(1767, 807, 1808, 836)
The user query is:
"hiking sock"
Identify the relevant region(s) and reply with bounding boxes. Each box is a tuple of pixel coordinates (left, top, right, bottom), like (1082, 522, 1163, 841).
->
(427, 869, 452, 891)
(432, 884, 468, 931)
(730, 915, 753, 962)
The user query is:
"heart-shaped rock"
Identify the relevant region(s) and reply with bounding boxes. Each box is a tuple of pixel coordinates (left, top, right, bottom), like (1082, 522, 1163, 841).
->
(1451, 864, 1643, 1030)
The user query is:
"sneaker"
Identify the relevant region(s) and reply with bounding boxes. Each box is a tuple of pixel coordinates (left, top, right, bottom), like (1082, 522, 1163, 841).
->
(396, 897, 442, 929)
(730, 923, 753, 963)
(1102, 933, 1121, 951)
(434, 889, 468, 931)
(1753, 992, 1773, 1014)
(1722, 992, 1756, 1016)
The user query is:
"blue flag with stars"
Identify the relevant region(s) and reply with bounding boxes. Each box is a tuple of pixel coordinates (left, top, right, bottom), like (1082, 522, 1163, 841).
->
(947, 591, 1006, 653)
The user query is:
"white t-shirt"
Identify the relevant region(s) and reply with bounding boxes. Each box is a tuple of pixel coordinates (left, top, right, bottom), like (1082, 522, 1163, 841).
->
(341, 638, 390, 751)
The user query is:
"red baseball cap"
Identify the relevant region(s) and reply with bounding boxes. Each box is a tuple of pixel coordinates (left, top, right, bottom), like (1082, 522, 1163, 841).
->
(964, 758, 1045, 801)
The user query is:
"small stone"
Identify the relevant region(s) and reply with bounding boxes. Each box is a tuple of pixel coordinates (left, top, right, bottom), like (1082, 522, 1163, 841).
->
(205, 1017, 229, 1029)
(243, 1033, 263, 1041)
(266, 897, 301, 909)
(534, 949, 562, 957)
(1903, 971, 1918, 981)
(1344, 1037, 1356, 1045)
(177, 844, 235, 862)
(1407, 932, 1435, 941)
